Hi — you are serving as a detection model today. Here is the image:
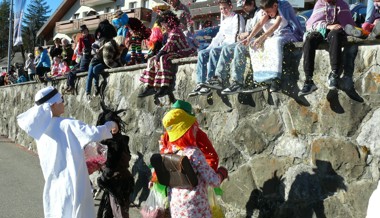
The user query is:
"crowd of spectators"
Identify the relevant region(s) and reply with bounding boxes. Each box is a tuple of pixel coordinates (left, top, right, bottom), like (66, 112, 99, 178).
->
(1, 0, 380, 101)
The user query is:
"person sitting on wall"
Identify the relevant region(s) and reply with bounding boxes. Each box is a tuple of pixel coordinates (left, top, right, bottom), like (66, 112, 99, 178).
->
(197, 0, 260, 95)
(85, 36, 128, 99)
(298, 0, 357, 96)
(35, 46, 51, 82)
(138, 10, 196, 99)
(61, 38, 74, 67)
(188, 0, 245, 96)
(49, 38, 63, 60)
(125, 17, 152, 65)
(64, 25, 95, 93)
(112, 10, 129, 38)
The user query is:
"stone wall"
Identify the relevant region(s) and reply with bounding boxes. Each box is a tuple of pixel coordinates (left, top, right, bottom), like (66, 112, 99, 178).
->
(1, 44, 380, 217)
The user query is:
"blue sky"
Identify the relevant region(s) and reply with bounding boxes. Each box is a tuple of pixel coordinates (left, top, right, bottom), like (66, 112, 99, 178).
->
(25, 0, 61, 15)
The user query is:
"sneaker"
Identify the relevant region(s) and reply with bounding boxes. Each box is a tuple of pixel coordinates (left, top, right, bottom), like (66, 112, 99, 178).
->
(299, 81, 318, 96)
(188, 83, 204, 97)
(138, 86, 156, 98)
(221, 81, 243, 95)
(269, 79, 281, 93)
(327, 72, 339, 90)
(86, 93, 92, 101)
(241, 83, 269, 94)
(369, 22, 380, 39)
(199, 87, 211, 95)
(203, 76, 223, 90)
(344, 24, 362, 37)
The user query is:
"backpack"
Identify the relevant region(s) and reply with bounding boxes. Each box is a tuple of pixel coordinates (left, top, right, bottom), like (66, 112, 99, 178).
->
(350, 3, 367, 27)
(150, 153, 198, 189)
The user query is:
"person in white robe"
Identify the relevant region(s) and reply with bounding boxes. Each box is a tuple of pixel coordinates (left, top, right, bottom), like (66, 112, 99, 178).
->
(17, 86, 118, 218)
(366, 180, 380, 218)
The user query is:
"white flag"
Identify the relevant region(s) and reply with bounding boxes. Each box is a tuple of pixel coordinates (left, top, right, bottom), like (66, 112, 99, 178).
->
(13, 0, 27, 46)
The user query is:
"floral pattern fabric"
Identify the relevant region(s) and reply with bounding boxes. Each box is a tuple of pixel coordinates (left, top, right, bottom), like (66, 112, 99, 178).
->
(167, 146, 221, 218)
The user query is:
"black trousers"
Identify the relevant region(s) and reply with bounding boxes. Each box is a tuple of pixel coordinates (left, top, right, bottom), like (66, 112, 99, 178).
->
(303, 29, 347, 81)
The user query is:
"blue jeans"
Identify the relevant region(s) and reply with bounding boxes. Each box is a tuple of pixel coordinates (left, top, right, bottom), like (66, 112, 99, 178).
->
(79, 54, 91, 72)
(86, 63, 105, 94)
(215, 43, 249, 84)
(366, 0, 374, 22)
(196, 46, 222, 83)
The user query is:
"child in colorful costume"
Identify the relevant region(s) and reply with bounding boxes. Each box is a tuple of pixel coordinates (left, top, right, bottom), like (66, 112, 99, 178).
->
(158, 100, 228, 218)
(126, 18, 152, 65)
(138, 11, 196, 98)
(112, 10, 129, 38)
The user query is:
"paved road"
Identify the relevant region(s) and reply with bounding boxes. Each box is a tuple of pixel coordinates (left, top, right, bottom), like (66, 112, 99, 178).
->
(0, 136, 142, 218)
(0, 137, 44, 218)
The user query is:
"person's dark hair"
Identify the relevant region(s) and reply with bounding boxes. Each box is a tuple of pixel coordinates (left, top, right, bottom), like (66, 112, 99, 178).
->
(203, 20, 212, 28)
(61, 59, 69, 65)
(244, 0, 255, 6)
(80, 24, 88, 32)
(218, 0, 232, 6)
(95, 19, 117, 40)
(260, 0, 278, 9)
(157, 10, 180, 29)
(38, 46, 44, 51)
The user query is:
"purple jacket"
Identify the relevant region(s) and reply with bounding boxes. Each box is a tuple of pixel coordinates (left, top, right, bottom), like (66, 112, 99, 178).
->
(306, 0, 355, 31)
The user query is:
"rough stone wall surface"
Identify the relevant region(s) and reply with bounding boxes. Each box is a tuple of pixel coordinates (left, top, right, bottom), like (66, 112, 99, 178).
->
(1, 45, 380, 218)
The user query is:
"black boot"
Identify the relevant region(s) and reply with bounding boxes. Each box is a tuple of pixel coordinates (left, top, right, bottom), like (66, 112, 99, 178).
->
(155, 86, 171, 97)
(138, 86, 156, 98)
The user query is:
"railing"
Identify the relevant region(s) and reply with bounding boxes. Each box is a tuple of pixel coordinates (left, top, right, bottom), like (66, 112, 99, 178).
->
(80, 0, 116, 7)
(55, 8, 152, 34)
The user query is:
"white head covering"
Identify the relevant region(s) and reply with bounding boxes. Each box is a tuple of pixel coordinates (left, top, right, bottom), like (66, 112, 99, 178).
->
(17, 86, 63, 140)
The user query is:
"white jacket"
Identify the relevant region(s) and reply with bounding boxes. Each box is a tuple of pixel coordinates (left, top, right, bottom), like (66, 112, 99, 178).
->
(207, 12, 245, 49)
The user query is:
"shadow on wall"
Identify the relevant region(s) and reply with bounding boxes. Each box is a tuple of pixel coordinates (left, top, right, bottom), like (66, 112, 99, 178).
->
(245, 160, 346, 218)
(130, 152, 152, 207)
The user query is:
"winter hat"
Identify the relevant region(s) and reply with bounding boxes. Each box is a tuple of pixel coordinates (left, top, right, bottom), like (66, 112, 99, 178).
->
(162, 109, 196, 142)
(113, 9, 124, 19)
(171, 100, 194, 116)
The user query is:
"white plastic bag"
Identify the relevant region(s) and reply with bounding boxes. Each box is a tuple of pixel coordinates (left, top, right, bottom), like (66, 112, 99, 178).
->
(140, 188, 166, 218)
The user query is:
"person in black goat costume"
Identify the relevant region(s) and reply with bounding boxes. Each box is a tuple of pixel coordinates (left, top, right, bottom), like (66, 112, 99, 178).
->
(96, 99, 134, 218)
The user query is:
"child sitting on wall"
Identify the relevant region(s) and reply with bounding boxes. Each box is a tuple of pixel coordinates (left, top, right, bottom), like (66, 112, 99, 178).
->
(51, 56, 61, 77)
(125, 18, 152, 65)
(189, 0, 245, 96)
(298, 0, 356, 96)
(138, 10, 196, 98)
(242, 0, 303, 92)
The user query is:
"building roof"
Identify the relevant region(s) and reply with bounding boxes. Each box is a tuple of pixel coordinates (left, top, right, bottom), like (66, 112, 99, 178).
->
(37, 0, 77, 40)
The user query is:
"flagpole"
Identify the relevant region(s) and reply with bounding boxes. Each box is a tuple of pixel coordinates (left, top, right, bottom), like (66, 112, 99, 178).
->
(7, 0, 14, 74)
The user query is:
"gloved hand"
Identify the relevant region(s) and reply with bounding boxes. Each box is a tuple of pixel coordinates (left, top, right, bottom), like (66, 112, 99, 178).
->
(217, 166, 228, 181)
